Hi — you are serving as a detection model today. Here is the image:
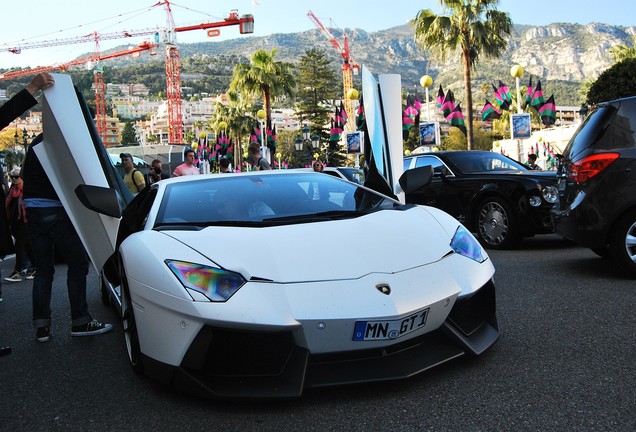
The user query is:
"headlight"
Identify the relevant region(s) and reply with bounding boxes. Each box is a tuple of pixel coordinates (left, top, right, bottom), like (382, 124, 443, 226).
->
(166, 260, 245, 302)
(529, 195, 542, 207)
(450, 226, 486, 263)
(542, 185, 558, 204)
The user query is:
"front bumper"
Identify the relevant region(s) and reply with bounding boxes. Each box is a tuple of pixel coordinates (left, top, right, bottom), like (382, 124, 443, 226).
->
(143, 279, 498, 399)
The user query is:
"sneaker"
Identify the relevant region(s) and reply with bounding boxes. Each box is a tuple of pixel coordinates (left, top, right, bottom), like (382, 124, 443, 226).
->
(4, 271, 23, 282)
(24, 268, 36, 280)
(71, 319, 113, 337)
(36, 326, 50, 343)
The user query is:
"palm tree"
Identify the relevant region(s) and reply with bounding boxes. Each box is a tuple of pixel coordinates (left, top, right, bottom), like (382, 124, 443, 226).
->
(210, 91, 255, 170)
(229, 48, 297, 127)
(414, 0, 512, 150)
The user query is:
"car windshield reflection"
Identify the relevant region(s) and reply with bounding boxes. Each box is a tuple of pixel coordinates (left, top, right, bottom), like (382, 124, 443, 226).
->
(154, 173, 398, 227)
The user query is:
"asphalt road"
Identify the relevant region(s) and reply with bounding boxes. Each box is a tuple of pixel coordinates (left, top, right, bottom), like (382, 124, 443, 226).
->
(0, 234, 634, 431)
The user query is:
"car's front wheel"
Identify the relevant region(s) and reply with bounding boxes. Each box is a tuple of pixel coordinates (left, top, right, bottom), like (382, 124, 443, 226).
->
(609, 209, 636, 278)
(476, 197, 520, 249)
(120, 256, 144, 374)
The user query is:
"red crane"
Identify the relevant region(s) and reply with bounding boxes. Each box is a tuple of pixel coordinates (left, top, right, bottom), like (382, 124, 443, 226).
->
(307, 10, 359, 132)
(2, 2, 255, 143)
(0, 42, 158, 142)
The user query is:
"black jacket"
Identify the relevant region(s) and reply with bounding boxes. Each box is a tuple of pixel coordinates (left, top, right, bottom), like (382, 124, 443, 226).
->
(0, 89, 36, 255)
(22, 134, 59, 202)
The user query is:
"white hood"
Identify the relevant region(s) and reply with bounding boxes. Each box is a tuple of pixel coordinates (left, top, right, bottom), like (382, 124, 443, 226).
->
(162, 207, 455, 283)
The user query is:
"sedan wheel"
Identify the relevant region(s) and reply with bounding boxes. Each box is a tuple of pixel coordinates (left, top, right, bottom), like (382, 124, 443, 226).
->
(609, 209, 636, 278)
(120, 257, 144, 374)
(476, 197, 519, 249)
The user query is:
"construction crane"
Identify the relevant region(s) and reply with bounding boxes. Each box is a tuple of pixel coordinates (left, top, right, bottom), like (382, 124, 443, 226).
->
(2, 1, 254, 143)
(0, 42, 158, 142)
(307, 10, 359, 132)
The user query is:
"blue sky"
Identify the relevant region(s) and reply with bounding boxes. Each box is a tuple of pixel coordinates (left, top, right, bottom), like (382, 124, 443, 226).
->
(0, 0, 633, 69)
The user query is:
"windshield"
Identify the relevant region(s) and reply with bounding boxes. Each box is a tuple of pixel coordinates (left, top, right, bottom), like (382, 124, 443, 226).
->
(154, 173, 399, 226)
(445, 152, 527, 173)
(337, 167, 365, 184)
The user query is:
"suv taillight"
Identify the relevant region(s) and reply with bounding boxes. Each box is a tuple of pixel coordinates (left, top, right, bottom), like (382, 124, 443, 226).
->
(568, 153, 620, 184)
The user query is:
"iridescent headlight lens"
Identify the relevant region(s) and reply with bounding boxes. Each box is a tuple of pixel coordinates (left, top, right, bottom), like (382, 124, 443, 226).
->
(542, 185, 558, 204)
(166, 260, 245, 302)
(450, 226, 486, 263)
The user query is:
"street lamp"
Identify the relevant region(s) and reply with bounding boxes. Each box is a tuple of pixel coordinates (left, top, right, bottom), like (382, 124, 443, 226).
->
(295, 125, 320, 166)
(510, 65, 524, 113)
(419, 74, 433, 121)
(22, 128, 29, 154)
(256, 109, 267, 163)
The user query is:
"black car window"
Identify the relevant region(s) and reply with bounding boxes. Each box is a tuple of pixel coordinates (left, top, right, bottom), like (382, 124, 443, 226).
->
(415, 156, 449, 176)
(564, 98, 636, 160)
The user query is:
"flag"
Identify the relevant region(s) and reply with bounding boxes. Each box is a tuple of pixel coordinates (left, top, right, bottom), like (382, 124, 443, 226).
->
(329, 119, 340, 142)
(266, 121, 277, 152)
(251, 121, 262, 145)
(481, 100, 501, 121)
(340, 100, 348, 126)
(498, 80, 512, 105)
(435, 85, 444, 108)
(448, 103, 467, 135)
(530, 80, 545, 110)
(524, 77, 533, 109)
(441, 89, 455, 119)
(413, 97, 422, 111)
(356, 96, 365, 131)
(539, 95, 556, 127)
(492, 83, 510, 111)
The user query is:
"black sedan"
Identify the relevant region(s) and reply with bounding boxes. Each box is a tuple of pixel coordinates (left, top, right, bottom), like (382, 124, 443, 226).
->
(403, 150, 558, 249)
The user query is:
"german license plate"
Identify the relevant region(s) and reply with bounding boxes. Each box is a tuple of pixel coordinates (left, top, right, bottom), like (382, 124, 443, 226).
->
(353, 308, 429, 341)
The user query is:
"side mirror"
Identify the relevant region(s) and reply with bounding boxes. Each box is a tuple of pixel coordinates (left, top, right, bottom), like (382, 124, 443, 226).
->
(398, 165, 432, 195)
(74, 184, 121, 218)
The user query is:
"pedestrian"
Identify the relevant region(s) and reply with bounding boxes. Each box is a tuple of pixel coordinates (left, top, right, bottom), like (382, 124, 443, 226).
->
(120, 153, 146, 194)
(4, 167, 36, 283)
(527, 153, 540, 170)
(219, 158, 232, 173)
(148, 159, 169, 184)
(0, 72, 55, 352)
(313, 160, 324, 172)
(247, 142, 271, 171)
(172, 149, 200, 176)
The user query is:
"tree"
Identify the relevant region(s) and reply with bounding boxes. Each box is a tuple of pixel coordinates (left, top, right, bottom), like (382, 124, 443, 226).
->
(295, 49, 342, 165)
(610, 35, 636, 63)
(229, 49, 297, 128)
(120, 120, 139, 146)
(210, 90, 255, 171)
(413, 0, 512, 150)
(586, 58, 636, 105)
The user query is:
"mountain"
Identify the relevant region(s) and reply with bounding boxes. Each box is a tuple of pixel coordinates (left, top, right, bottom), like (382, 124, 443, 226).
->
(175, 21, 636, 105)
(4, 21, 634, 106)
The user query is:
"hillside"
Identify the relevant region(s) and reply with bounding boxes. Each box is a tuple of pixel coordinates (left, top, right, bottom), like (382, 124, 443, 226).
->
(2, 21, 634, 106)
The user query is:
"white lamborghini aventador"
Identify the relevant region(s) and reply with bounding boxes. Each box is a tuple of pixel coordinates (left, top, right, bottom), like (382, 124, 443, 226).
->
(36, 73, 499, 398)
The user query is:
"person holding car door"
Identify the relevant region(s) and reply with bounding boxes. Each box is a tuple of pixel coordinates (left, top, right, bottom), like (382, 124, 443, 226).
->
(0, 72, 55, 354)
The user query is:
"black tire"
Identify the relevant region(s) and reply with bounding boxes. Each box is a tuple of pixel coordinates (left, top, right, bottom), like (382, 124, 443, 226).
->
(119, 256, 144, 374)
(609, 209, 636, 278)
(476, 196, 520, 250)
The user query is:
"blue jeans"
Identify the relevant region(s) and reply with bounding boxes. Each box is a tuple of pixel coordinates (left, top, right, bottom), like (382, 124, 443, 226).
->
(26, 207, 90, 328)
